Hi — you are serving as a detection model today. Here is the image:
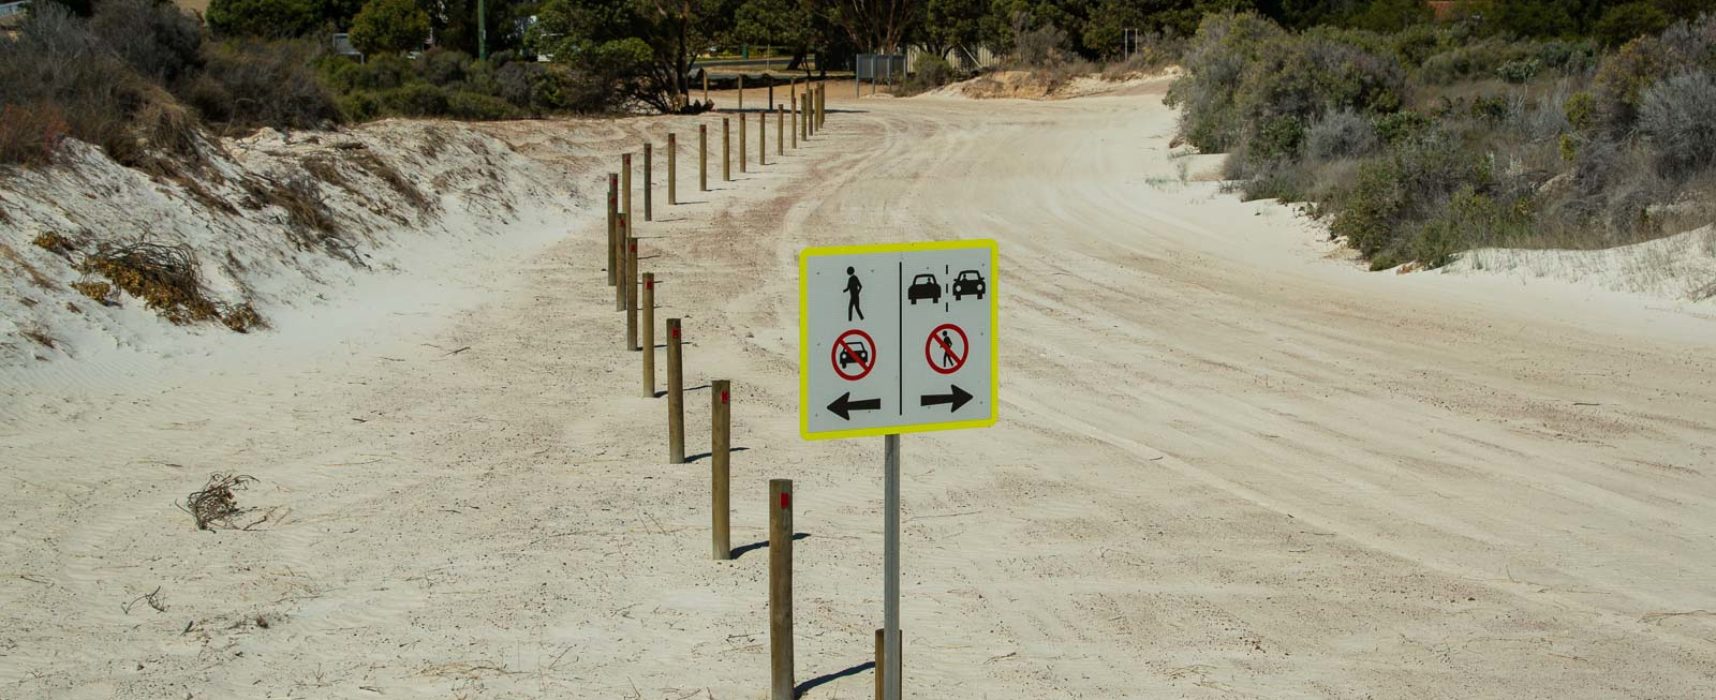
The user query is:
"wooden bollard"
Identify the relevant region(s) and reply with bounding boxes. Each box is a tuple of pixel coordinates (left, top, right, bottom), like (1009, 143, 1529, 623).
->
(791, 98, 798, 149)
(625, 238, 639, 351)
(819, 84, 826, 128)
(614, 214, 628, 312)
(606, 173, 618, 286)
(769, 478, 794, 700)
(722, 118, 731, 182)
(711, 379, 731, 559)
(643, 142, 653, 222)
(699, 124, 708, 192)
(803, 93, 812, 139)
(667, 134, 677, 205)
(666, 318, 685, 464)
(738, 73, 744, 111)
(622, 154, 633, 227)
(777, 106, 784, 155)
(740, 110, 747, 173)
(758, 110, 766, 166)
(641, 273, 655, 397)
(874, 629, 884, 700)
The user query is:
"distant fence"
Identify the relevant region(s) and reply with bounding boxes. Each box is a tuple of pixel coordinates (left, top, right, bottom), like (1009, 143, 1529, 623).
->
(0, 0, 30, 25)
(905, 45, 1002, 73)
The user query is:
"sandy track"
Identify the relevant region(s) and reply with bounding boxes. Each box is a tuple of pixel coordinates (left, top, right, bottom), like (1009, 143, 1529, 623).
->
(4, 80, 1716, 698)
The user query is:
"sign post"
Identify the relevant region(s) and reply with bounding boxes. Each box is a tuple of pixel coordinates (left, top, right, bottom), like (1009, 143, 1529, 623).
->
(797, 239, 998, 700)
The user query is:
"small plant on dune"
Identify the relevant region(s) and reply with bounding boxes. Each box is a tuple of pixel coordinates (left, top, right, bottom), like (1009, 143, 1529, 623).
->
(78, 242, 219, 324)
(31, 231, 78, 256)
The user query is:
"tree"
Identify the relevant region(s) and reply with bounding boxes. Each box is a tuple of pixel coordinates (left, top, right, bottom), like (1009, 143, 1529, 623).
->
(828, 0, 920, 51)
(920, 0, 985, 59)
(206, 0, 320, 38)
(531, 0, 736, 112)
(349, 0, 430, 54)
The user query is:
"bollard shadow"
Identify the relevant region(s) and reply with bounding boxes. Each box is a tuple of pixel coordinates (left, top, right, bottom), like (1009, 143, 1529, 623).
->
(685, 383, 712, 392)
(684, 446, 749, 462)
(730, 532, 811, 560)
(793, 661, 875, 698)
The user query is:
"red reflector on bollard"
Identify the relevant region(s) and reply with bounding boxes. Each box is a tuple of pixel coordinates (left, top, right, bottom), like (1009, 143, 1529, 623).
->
(721, 390, 729, 404)
(780, 492, 790, 509)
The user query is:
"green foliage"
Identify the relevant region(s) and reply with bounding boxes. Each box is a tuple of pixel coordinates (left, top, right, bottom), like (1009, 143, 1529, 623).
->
(1169, 12, 1402, 163)
(206, 0, 319, 39)
(190, 39, 342, 130)
(349, 0, 430, 56)
(1564, 90, 1595, 129)
(1596, 3, 1672, 48)
(530, 0, 732, 112)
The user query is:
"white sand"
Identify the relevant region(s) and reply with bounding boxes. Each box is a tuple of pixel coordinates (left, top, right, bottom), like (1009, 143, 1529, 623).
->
(4, 79, 1716, 698)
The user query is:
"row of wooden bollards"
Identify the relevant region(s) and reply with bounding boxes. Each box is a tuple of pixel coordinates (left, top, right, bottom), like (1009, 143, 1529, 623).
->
(601, 81, 869, 700)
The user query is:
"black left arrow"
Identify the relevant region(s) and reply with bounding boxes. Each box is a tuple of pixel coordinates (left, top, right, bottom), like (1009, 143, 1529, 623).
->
(827, 392, 882, 420)
(919, 385, 973, 412)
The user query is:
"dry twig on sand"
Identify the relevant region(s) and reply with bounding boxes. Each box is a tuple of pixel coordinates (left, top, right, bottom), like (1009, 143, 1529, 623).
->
(180, 473, 258, 530)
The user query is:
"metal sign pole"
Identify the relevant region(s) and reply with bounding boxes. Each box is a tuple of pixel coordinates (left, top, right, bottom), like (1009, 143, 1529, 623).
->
(883, 432, 902, 700)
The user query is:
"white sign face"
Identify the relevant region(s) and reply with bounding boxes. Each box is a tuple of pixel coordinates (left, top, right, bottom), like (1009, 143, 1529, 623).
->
(798, 240, 998, 440)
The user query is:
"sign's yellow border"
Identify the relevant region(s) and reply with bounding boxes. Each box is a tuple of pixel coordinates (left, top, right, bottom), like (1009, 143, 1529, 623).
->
(798, 239, 1000, 441)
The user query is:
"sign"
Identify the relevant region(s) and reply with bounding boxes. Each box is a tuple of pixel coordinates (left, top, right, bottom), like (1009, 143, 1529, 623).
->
(798, 240, 998, 440)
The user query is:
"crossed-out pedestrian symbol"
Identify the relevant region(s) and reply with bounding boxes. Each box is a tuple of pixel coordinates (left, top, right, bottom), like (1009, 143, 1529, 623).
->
(925, 323, 968, 375)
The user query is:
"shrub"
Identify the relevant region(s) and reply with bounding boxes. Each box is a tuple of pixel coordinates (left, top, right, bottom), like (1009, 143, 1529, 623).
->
(445, 90, 519, 120)
(90, 0, 204, 84)
(1373, 110, 1431, 144)
(897, 54, 958, 96)
(1497, 58, 1539, 83)
(1638, 70, 1716, 179)
(192, 40, 342, 131)
(349, 0, 430, 56)
(381, 83, 450, 116)
(1596, 3, 1672, 49)
(205, 0, 318, 39)
(0, 4, 186, 165)
(0, 103, 71, 165)
(1305, 108, 1379, 161)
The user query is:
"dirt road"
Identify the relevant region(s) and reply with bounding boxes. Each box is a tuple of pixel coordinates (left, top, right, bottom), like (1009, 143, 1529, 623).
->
(4, 79, 1715, 698)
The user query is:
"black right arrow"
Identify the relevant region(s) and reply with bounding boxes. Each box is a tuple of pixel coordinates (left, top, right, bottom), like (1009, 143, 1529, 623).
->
(919, 385, 973, 412)
(827, 392, 882, 420)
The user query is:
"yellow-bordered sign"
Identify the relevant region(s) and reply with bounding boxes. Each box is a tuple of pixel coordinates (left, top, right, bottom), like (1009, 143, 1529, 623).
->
(799, 239, 999, 440)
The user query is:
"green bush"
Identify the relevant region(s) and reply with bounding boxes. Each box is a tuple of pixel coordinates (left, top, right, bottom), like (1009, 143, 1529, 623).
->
(192, 40, 342, 131)
(205, 0, 318, 39)
(349, 0, 430, 56)
(1596, 3, 1672, 48)
(380, 83, 449, 117)
(445, 90, 520, 120)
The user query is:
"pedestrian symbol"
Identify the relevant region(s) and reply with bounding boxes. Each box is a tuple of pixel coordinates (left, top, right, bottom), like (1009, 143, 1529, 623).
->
(844, 267, 864, 321)
(925, 323, 968, 374)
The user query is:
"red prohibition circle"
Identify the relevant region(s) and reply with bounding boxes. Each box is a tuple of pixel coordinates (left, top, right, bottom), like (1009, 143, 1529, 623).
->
(831, 329, 877, 381)
(924, 323, 969, 375)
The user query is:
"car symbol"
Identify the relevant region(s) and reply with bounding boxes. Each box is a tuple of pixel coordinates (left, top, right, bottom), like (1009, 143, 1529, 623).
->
(952, 270, 985, 300)
(839, 344, 869, 368)
(908, 274, 940, 304)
